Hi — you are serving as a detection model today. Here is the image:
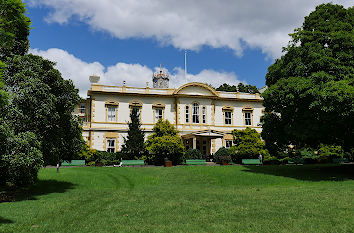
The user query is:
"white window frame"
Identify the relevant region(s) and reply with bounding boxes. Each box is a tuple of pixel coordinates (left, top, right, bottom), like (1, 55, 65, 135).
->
(79, 103, 86, 114)
(225, 140, 233, 148)
(192, 103, 200, 124)
(244, 111, 252, 126)
(107, 106, 116, 122)
(106, 138, 116, 153)
(155, 108, 163, 122)
(202, 106, 206, 124)
(225, 111, 232, 125)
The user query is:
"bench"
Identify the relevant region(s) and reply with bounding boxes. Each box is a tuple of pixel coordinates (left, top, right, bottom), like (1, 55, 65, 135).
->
(332, 158, 349, 163)
(186, 159, 207, 165)
(122, 160, 145, 166)
(242, 159, 262, 165)
(61, 160, 86, 166)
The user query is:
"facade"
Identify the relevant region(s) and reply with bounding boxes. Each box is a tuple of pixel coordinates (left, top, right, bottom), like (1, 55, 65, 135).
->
(74, 72, 264, 158)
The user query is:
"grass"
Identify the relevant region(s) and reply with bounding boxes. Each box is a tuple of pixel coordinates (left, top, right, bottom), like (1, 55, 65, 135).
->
(1, 164, 354, 232)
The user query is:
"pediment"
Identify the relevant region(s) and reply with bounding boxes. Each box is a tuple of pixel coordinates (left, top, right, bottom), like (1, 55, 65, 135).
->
(173, 82, 218, 97)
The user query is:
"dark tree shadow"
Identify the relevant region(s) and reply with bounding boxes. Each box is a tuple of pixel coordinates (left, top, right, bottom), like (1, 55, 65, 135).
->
(242, 164, 354, 182)
(0, 216, 14, 224)
(0, 179, 75, 203)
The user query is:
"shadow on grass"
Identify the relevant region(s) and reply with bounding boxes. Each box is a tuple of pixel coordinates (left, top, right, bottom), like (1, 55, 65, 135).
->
(0, 179, 75, 203)
(0, 216, 14, 224)
(242, 164, 354, 181)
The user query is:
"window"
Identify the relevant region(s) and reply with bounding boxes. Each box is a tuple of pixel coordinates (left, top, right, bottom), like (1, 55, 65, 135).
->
(225, 111, 232, 125)
(244, 112, 252, 126)
(79, 103, 85, 114)
(202, 106, 206, 124)
(155, 108, 163, 122)
(185, 105, 189, 123)
(192, 103, 199, 123)
(225, 140, 233, 148)
(107, 106, 116, 122)
(106, 138, 116, 152)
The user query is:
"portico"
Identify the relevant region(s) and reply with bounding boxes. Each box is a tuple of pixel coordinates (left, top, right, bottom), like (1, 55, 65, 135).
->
(182, 130, 225, 159)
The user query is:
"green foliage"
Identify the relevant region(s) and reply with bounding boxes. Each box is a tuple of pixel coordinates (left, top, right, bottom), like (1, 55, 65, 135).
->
(83, 149, 122, 165)
(3, 54, 85, 165)
(0, 121, 43, 186)
(295, 147, 317, 164)
(262, 4, 354, 154)
(216, 83, 259, 93)
(145, 119, 184, 165)
(213, 147, 231, 164)
(0, 61, 8, 109)
(317, 144, 344, 163)
(120, 108, 146, 159)
(230, 127, 269, 163)
(0, 0, 31, 59)
(185, 148, 203, 160)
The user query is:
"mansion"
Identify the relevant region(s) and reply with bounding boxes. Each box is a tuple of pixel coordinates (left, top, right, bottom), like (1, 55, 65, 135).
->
(75, 70, 264, 157)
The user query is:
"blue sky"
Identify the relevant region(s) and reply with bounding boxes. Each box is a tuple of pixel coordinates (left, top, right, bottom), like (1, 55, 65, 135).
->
(25, 0, 351, 96)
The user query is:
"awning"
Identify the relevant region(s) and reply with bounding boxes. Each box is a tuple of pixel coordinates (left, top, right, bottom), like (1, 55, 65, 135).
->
(182, 130, 225, 139)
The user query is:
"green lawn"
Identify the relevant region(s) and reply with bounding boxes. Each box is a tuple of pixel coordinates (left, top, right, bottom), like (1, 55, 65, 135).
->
(1, 165, 354, 232)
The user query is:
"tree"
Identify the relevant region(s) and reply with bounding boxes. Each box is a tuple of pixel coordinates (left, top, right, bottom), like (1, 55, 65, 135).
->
(216, 83, 259, 93)
(237, 83, 259, 94)
(0, 0, 44, 186)
(3, 54, 85, 165)
(145, 119, 185, 165)
(262, 3, 354, 155)
(120, 108, 146, 159)
(230, 127, 268, 163)
(216, 83, 237, 92)
(0, 0, 31, 60)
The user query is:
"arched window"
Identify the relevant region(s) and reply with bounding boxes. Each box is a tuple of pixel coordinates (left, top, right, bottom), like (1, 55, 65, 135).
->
(192, 103, 199, 123)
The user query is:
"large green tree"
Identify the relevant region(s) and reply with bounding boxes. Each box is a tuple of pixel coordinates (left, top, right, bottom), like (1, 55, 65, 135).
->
(262, 3, 354, 154)
(0, 0, 44, 186)
(3, 54, 85, 165)
(120, 108, 146, 159)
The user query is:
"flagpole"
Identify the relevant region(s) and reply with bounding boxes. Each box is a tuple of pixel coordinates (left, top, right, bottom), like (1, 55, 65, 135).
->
(184, 49, 187, 83)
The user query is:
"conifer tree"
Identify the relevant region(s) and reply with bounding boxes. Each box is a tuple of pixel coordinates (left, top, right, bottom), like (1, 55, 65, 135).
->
(121, 108, 146, 159)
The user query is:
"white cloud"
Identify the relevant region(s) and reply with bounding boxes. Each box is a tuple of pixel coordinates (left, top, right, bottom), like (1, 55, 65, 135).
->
(29, 48, 243, 97)
(26, 0, 352, 59)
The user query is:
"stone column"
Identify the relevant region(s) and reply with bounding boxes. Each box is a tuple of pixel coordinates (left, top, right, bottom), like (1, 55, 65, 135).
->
(193, 137, 196, 149)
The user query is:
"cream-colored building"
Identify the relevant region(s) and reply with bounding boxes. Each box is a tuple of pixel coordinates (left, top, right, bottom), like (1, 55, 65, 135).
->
(75, 72, 264, 158)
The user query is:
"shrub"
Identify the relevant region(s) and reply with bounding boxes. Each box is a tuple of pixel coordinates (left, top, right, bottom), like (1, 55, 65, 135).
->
(318, 144, 343, 163)
(344, 149, 354, 161)
(82, 149, 122, 166)
(185, 149, 203, 160)
(87, 161, 95, 166)
(146, 120, 185, 165)
(231, 128, 269, 163)
(213, 147, 231, 164)
(263, 155, 281, 165)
